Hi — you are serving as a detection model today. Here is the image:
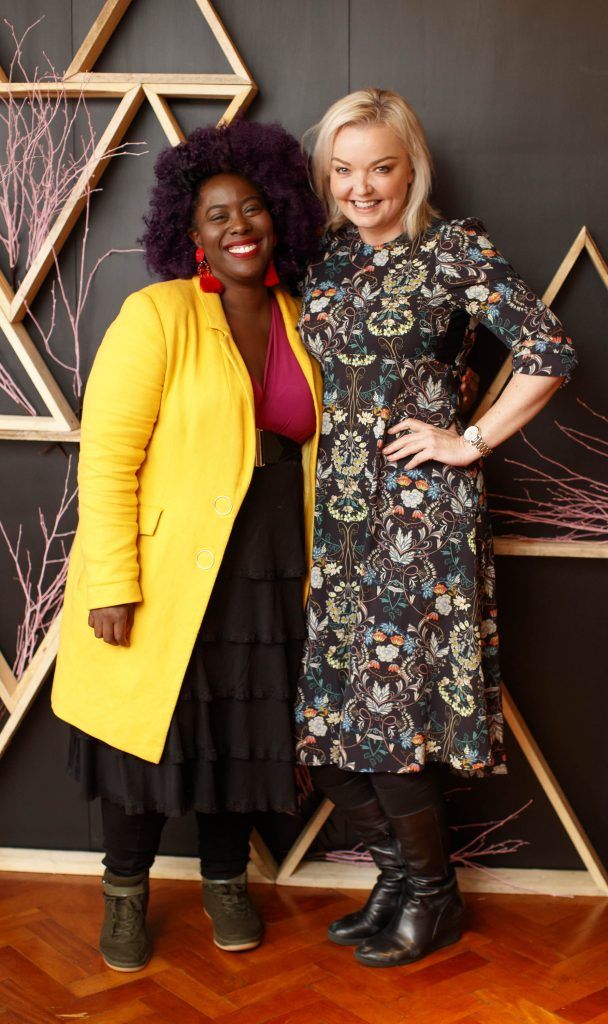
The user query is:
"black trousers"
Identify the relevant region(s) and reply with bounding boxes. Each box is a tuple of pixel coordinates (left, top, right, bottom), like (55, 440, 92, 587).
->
(310, 763, 448, 829)
(101, 798, 254, 879)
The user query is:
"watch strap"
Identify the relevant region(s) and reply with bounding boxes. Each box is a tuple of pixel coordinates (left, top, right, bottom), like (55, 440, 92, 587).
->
(465, 427, 493, 457)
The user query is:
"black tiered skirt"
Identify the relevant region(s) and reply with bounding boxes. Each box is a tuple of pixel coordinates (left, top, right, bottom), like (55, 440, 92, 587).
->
(68, 452, 306, 816)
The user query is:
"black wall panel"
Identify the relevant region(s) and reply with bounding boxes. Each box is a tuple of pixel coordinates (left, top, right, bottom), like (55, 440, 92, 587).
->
(0, 0, 606, 871)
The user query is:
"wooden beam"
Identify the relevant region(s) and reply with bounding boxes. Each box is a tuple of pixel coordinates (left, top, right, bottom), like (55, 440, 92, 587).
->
(143, 84, 257, 145)
(0, 616, 62, 760)
(502, 685, 608, 894)
(0, 81, 132, 97)
(65, 0, 134, 77)
(584, 229, 608, 287)
(0, 267, 15, 315)
(0, 424, 81, 442)
(218, 86, 258, 126)
(0, 652, 17, 712)
(143, 88, 185, 145)
(0, 847, 600, 895)
(0, 307, 79, 430)
(543, 226, 586, 307)
(142, 82, 249, 98)
(277, 798, 335, 883)
(66, 73, 251, 86)
(0, 685, 16, 715)
(195, 0, 254, 81)
(276, 861, 604, 896)
(494, 538, 608, 559)
(249, 830, 279, 882)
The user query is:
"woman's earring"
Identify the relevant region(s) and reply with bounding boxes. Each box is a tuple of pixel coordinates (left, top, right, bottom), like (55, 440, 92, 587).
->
(263, 235, 280, 288)
(263, 260, 280, 287)
(195, 246, 224, 294)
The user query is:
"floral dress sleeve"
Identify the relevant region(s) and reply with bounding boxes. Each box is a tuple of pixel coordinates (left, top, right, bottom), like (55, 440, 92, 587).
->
(436, 218, 577, 381)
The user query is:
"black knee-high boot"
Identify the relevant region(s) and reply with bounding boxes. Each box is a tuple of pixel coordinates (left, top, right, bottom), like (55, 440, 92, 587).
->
(355, 773, 464, 967)
(310, 766, 406, 945)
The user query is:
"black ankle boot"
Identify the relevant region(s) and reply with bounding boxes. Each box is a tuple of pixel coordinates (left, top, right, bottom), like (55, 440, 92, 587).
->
(327, 797, 406, 946)
(355, 804, 464, 967)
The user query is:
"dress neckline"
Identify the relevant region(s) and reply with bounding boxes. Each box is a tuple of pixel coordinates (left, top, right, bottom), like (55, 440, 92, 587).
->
(336, 220, 443, 254)
(251, 295, 280, 396)
(340, 222, 411, 253)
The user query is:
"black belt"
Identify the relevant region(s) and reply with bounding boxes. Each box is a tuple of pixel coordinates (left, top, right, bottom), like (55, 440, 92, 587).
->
(255, 428, 301, 466)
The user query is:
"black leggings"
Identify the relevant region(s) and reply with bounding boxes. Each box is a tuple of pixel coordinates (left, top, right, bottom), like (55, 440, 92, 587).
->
(101, 798, 254, 879)
(310, 763, 446, 819)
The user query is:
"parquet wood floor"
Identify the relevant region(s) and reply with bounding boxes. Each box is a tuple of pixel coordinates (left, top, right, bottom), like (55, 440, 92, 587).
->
(0, 872, 607, 1024)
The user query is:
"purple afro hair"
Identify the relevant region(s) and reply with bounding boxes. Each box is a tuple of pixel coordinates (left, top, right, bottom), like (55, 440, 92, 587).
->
(141, 119, 324, 292)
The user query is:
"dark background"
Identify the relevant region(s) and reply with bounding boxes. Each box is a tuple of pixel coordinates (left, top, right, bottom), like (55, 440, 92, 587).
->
(0, 1, 606, 872)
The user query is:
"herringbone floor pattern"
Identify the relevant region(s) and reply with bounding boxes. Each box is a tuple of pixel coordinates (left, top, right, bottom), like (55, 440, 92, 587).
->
(0, 873, 607, 1023)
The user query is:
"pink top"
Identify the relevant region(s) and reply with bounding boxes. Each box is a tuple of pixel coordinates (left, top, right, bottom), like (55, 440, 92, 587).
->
(250, 298, 316, 444)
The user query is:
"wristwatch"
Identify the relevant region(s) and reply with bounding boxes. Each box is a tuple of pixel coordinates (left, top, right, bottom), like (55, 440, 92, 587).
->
(463, 424, 493, 457)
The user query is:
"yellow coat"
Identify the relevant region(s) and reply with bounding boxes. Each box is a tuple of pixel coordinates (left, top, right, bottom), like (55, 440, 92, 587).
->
(51, 279, 322, 763)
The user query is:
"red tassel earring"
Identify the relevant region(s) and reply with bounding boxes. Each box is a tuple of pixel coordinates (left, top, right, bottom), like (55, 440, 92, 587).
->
(263, 259, 280, 287)
(195, 246, 224, 294)
(264, 235, 280, 287)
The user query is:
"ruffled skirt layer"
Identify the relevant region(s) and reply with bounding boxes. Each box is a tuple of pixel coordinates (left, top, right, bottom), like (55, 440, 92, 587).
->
(68, 456, 306, 816)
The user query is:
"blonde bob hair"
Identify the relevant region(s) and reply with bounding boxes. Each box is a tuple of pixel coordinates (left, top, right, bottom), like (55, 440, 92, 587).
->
(306, 88, 438, 241)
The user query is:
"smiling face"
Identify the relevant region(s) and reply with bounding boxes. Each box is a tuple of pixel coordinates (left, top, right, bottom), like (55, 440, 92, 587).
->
(329, 123, 414, 245)
(189, 172, 274, 289)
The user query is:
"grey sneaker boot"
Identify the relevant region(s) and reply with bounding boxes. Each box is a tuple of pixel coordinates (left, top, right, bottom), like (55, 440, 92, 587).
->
(203, 872, 264, 951)
(100, 869, 151, 972)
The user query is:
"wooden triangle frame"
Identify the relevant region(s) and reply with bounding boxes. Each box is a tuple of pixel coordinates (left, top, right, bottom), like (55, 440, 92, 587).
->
(483, 227, 608, 560)
(0, 0, 257, 441)
(276, 682, 608, 893)
(0, 5, 606, 891)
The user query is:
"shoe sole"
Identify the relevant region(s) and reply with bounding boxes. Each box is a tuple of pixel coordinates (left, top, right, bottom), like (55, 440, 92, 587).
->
(328, 929, 383, 947)
(213, 937, 262, 951)
(101, 954, 151, 972)
(204, 909, 262, 951)
(354, 928, 462, 968)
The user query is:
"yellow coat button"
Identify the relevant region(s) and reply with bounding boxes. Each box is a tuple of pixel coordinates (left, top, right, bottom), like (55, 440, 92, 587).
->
(214, 495, 233, 516)
(195, 549, 214, 570)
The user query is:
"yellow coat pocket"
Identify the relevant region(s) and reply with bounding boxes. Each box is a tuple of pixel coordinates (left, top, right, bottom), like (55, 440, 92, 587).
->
(138, 505, 163, 536)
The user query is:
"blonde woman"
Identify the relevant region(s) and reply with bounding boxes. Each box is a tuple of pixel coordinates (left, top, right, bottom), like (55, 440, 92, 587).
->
(295, 89, 576, 967)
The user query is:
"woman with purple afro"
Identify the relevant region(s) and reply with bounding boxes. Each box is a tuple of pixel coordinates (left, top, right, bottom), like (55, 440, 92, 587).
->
(52, 119, 325, 970)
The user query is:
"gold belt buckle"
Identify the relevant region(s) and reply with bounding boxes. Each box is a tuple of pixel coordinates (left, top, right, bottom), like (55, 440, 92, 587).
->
(255, 428, 265, 467)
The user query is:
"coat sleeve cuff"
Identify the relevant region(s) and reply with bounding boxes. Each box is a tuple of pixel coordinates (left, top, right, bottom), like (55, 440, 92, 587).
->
(87, 580, 143, 609)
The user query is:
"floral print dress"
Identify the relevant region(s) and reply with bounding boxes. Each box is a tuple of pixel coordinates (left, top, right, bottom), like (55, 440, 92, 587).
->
(295, 218, 576, 776)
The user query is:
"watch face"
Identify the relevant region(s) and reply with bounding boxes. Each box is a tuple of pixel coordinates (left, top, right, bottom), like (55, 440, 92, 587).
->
(464, 426, 479, 442)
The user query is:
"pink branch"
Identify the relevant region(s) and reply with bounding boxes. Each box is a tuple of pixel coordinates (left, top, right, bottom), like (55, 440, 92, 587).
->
(490, 404, 608, 542)
(449, 800, 532, 860)
(1, 22, 146, 279)
(0, 361, 37, 414)
(1, 458, 77, 679)
(0, 19, 147, 408)
(318, 801, 547, 893)
(576, 399, 608, 426)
